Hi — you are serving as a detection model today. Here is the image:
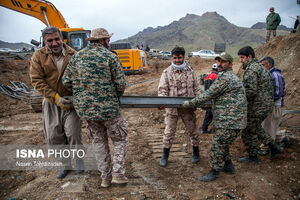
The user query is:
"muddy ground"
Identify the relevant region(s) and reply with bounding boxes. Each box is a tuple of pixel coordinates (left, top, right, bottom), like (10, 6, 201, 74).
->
(0, 35, 300, 200)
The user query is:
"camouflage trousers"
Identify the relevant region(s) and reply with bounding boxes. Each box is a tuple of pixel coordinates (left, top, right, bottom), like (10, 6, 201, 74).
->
(210, 129, 240, 171)
(163, 109, 199, 148)
(241, 116, 273, 156)
(87, 116, 128, 180)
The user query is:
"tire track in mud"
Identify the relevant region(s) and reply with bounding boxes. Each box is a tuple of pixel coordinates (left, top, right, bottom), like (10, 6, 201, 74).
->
(125, 109, 191, 199)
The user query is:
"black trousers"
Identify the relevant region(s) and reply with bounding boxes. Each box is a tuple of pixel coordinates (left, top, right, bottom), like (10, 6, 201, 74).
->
(201, 109, 213, 131)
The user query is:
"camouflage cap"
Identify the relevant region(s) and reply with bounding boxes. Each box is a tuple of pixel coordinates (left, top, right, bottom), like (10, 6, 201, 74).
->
(86, 28, 113, 41)
(216, 53, 233, 63)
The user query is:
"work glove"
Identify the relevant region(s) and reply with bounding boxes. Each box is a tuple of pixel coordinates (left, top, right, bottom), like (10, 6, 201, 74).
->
(182, 100, 195, 108)
(54, 93, 72, 109)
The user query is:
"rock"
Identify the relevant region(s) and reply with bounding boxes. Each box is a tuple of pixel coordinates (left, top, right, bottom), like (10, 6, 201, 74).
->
(61, 182, 70, 189)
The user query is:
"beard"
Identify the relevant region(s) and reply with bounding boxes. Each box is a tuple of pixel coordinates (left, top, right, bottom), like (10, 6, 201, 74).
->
(50, 45, 63, 55)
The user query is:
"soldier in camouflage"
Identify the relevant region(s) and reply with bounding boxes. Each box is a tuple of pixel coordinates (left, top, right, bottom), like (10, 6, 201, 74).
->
(62, 28, 129, 188)
(183, 53, 247, 182)
(237, 46, 283, 163)
(158, 46, 201, 167)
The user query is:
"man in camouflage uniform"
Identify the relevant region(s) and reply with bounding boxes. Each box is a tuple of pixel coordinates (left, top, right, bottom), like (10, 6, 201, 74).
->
(158, 46, 201, 167)
(237, 46, 282, 163)
(30, 26, 83, 179)
(183, 53, 247, 182)
(62, 28, 128, 188)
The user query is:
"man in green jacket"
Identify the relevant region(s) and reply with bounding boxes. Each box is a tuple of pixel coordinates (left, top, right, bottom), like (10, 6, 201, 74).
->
(183, 53, 247, 182)
(62, 28, 128, 188)
(266, 7, 281, 42)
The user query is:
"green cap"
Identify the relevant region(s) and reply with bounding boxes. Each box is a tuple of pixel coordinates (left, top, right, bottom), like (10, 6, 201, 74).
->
(215, 53, 233, 63)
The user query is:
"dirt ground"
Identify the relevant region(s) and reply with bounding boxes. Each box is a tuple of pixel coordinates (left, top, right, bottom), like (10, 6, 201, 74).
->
(0, 34, 300, 200)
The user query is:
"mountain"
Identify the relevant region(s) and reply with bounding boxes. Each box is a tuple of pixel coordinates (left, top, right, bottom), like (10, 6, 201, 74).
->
(251, 22, 292, 31)
(116, 12, 289, 55)
(0, 40, 34, 50)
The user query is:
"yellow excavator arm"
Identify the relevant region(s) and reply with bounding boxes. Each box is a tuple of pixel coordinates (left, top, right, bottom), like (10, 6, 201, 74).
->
(0, 0, 69, 28)
(0, 0, 90, 51)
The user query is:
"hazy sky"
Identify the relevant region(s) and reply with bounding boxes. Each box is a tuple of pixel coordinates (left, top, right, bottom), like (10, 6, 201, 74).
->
(0, 0, 299, 44)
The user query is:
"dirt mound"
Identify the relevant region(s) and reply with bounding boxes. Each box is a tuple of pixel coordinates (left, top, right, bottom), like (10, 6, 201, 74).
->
(0, 58, 33, 117)
(255, 33, 300, 110)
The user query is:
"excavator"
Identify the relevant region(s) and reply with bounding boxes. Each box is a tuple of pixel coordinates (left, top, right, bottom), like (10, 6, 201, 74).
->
(0, 0, 90, 51)
(0, 0, 148, 73)
(1, 0, 150, 112)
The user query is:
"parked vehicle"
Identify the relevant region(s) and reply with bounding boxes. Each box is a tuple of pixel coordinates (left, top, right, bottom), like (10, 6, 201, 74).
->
(198, 49, 220, 59)
(188, 49, 221, 59)
(188, 51, 200, 57)
(110, 43, 148, 74)
(159, 51, 171, 58)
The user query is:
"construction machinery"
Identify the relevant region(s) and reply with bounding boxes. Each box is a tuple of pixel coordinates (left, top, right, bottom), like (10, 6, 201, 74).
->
(1, 0, 150, 111)
(1, 0, 149, 73)
(110, 43, 148, 74)
(0, 0, 90, 51)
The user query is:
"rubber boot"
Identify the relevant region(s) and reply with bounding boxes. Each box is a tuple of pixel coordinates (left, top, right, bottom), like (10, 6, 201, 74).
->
(76, 158, 85, 174)
(280, 137, 289, 148)
(192, 146, 200, 163)
(223, 160, 235, 174)
(199, 169, 220, 182)
(238, 155, 258, 163)
(268, 140, 283, 159)
(159, 148, 170, 167)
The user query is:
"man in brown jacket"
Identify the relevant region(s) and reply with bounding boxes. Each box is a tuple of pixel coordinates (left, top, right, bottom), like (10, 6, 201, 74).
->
(158, 46, 201, 167)
(30, 26, 83, 179)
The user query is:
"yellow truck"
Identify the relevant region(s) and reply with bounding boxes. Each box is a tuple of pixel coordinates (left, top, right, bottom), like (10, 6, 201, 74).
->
(111, 43, 148, 74)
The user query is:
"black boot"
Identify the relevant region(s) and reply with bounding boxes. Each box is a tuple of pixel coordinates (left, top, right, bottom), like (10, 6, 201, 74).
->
(268, 140, 283, 159)
(238, 155, 258, 163)
(223, 160, 235, 174)
(160, 148, 170, 167)
(199, 169, 220, 182)
(192, 146, 200, 163)
(280, 137, 289, 148)
(57, 166, 71, 179)
(76, 159, 85, 174)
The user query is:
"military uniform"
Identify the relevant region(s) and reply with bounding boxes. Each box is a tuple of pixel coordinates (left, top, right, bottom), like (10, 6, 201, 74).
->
(158, 64, 201, 149)
(62, 42, 128, 181)
(241, 59, 274, 157)
(190, 68, 247, 171)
